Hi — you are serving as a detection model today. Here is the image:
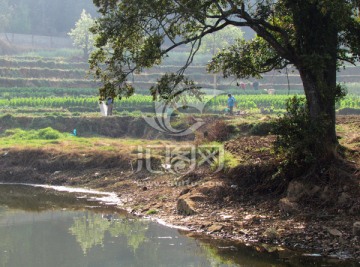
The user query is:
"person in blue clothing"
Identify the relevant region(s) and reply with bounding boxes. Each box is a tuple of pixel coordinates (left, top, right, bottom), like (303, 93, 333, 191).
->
(106, 97, 114, 116)
(227, 94, 236, 115)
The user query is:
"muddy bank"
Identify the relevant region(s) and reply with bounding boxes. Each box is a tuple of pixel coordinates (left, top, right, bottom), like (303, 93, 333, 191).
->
(0, 115, 359, 263)
(0, 148, 133, 185)
(0, 146, 359, 263)
(0, 114, 198, 140)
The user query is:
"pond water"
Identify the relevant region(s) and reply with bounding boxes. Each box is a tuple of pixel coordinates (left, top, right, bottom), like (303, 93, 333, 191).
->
(0, 184, 358, 267)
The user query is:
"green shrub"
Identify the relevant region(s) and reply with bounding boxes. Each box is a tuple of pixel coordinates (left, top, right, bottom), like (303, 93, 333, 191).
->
(4, 127, 63, 140)
(249, 121, 274, 136)
(146, 209, 158, 215)
(272, 96, 327, 169)
(37, 127, 62, 139)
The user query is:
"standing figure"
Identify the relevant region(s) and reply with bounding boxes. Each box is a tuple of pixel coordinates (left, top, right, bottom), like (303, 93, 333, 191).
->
(227, 94, 236, 115)
(240, 82, 246, 90)
(252, 81, 259, 90)
(106, 97, 114, 116)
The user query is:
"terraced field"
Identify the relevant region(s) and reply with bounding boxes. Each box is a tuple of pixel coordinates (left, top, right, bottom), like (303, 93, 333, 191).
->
(0, 55, 359, 115)
(1, 56, 360, 90)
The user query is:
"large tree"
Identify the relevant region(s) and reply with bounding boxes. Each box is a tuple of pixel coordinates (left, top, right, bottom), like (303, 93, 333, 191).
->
(90, 0, 360, 163)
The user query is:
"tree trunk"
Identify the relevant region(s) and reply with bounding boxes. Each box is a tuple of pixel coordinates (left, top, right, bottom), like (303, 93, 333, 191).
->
(298, 63, 338, 161)
(83, 46, 89, 60)
(292, 2, 340, 162)
(84, 34, 89, 60)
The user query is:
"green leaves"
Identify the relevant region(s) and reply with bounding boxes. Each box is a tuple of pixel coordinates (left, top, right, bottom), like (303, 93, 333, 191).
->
(68, 10, 96, 59)
(90, 0, 360, 105)
(208, 37, 285, 79)
(196, 21, 244, 55)
(150, 73, 202, 107)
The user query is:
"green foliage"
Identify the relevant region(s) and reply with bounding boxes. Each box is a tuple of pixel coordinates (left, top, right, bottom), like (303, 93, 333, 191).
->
(0, 93, 358, 115)
(216, 151, 239, 172)
(18, 49, 83, 58)
(273, 96, 329, 168)
(249, 121, 275, 136)
(198, 242, 236, 267)
(68, 10, 96, 59)
(90, 0, 360, 163)
(196, 20, 244, 55)
(4, 127, 63, 140)
(201, 142, 238, 172)
(146, 209, 158, 215)
(150, 73, 203, 107)
(69, 213, 111, 254)
(208, 37, 286, 79)
(90, 0, 360, 97)
(0, 57, 88, 69)
(69, 212, 149, 254)
(335, 83, 348, 102)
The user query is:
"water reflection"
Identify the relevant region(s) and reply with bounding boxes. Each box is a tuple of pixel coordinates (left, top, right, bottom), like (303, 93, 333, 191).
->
(0, 184, 100, 211)
(69, 212, 148, 254)
(0, 185, 358, 267)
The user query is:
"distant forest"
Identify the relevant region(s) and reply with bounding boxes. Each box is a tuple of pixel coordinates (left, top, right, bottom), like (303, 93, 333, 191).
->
(7, 0, 97, 36)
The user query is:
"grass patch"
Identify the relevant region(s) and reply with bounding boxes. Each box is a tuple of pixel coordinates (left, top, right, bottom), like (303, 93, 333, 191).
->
(0, 127, 73, 147)
(201, 141, 239, 172)
(4, 127, 64, 140)
(146, 209, 158, 215)
(17, 48, 83, 58)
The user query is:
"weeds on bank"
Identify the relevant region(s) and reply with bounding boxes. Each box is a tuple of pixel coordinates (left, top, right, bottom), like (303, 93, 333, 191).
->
(0, 127, 189, 159)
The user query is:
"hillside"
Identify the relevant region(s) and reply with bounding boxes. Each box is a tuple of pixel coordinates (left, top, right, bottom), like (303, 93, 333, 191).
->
(0, 55, 359, 92)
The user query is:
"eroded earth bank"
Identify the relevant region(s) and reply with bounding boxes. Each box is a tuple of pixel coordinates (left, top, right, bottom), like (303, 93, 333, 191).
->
(0, 114, 359, 262)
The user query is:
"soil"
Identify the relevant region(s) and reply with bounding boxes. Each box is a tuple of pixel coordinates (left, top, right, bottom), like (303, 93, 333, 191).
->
(0, 115, 359, 262)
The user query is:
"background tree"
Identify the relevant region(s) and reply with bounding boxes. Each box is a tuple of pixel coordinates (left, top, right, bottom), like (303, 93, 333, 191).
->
(90, 0, 360, 169)
(6, 0, 97, 35)
(197, 20, 244, 90)
(0, 0, 14, 34)
(68, 10, 96, 59)
(197, 20, 244, 55)
(0, 0, 16, 54)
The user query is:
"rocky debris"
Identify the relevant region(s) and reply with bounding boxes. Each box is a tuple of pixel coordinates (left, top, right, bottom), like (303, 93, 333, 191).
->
(320, 186, 332, 202)
(176, 172, 202, 184)
(286, 181, 307, 201)
(188, 194, 206, 202)
(220, 214, 233, 221)
(349, 203, 360, 215)
(177, 196, 197, 215)
(279, 198, 299, 214)
(179, 188, 191, 196)
(287, 181, 321, 202)
(208, 224, 223, 233)
(199, 221, 213, 228)
(263, 227, 279, 240)
(285, 181, 355, 208)
(325, 228, 343, 237)
(353, 222, 360, 236)
(177, 192, 207, 216)
(338, 192, 351, 206)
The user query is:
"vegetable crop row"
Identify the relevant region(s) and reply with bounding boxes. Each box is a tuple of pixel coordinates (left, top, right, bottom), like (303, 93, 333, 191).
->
(0, 95, 358, 112)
